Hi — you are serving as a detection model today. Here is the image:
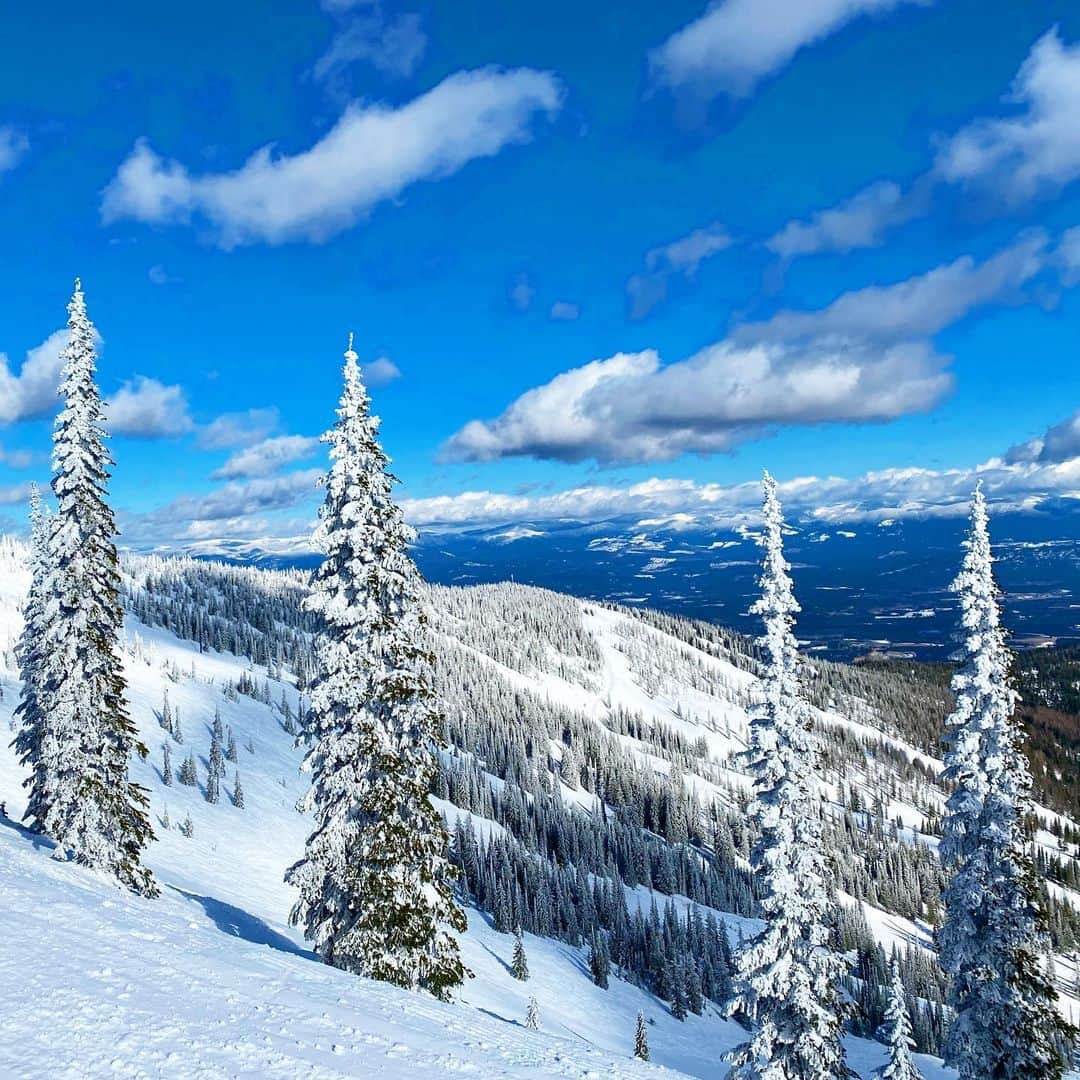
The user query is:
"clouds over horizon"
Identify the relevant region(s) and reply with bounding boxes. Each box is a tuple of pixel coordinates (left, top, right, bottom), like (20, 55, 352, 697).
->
(101, 67, 563, 247)
(444, 229, 1065, 466)
(650, 0, 932, 101)
(404, 434, 1080, 534)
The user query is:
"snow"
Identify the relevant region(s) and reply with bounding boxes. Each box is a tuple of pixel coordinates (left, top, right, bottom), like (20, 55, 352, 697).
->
(0, 535, 1008, 1080)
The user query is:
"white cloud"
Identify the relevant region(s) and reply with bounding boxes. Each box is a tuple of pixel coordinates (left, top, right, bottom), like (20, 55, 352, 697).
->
(627, 221, 732, 320)
(550, 301, 580, 321)
(0, 330, 69, 425)
(748, 230, 1049, 343)
(213, 435, 322, 480)
(197, 408, 280, 450)
(315, 8, 426, 82)
(445, 231, 1063, 466)
(509, 272, 534, 312)
(0, 482, 33, 507)
(0, 443, 34, 469)
(106, 376, 194, 438)
(650, 0, 931, 100)
(441, 339, 950, 465)
(101, 68, 563, 247)
(365, 356, 401, 385)
(766, 180, 928, 259)
(1005, 408, 1080, 465)
(124, 469, 324, 544)
(148, 264, 177, 286)
(935, 29, 1080, 204)
(0, 126, 28, 174)
(403, 446, 1080, 533)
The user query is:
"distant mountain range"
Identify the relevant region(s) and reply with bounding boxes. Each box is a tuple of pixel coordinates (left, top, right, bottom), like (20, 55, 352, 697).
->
(147, 505, 1080, 661)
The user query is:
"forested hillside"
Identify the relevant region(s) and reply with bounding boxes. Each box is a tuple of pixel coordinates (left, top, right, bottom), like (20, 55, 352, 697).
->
(49, 545, 1074, 1066)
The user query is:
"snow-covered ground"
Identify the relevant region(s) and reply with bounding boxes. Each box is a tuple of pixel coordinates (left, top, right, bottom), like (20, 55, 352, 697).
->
(0, 536, 1016, 1078)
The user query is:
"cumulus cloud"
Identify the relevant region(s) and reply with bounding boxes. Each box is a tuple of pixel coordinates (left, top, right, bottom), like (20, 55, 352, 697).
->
(748, 230, 1049, 343)
(935, 29, 1080, 204)
(766, 180, 929, 260)
(766, 30, 1080, 267)
(365, 356, 401, 385)
(106, 376, 194, 438)
(445, 231, 1065, 466)
(404, 442, 1080, 533)
(441, 340, 950, 465)
(213, 435, 322, 480)
(650, 0, 931, 100)
(196, 408, 280, 450)
(101, 68, 563, 247)
(1005, 408, 1080, 465)
(0, 126, 28, 174)
(627, 221, 732, 320)
(0, 330, 69, 425)
(124, 469, 324, 545)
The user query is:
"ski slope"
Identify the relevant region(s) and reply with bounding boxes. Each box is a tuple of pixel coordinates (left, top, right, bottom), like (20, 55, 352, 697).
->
(0, 536, 988, 1078)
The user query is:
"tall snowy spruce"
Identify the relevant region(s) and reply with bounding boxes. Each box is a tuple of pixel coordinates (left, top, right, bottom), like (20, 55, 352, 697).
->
(939, 485, 1071, 1078)
(286, 335, 467, 999)
(874, 959, 921, 1080)
(725, 472, 850, 1080)
(13, 483, 54, 832)
(34, 280, 156, 896)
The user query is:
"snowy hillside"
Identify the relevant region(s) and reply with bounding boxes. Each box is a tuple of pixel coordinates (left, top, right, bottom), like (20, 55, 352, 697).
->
(0, 536, 1073, 1077)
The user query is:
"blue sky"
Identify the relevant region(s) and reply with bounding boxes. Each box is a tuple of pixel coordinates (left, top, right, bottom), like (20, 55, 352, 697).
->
(2, 0, 1080, 546)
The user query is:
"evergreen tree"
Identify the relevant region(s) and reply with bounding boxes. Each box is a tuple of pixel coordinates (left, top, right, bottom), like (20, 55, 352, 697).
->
(875, 959, 921, 1080)
(12, 483, 54, 833)
(512, 925, 529, 981)
(205, 763, 220, 804)
(589, 930, 610, 989)
(36, 281, 155, 896)
(232, 771, 245, 809)
(285, 336, 467, 999)
(162, 743, 173, 787)
(634, 1011, 650, 1062)
(725, 472, 849, 1079)
(226, 727, 238, 763)
(939, 485, 1072, 1079)
(208, 716, 225, 803)
(179, 751, 197, 787)
(526, 996, 539, 1031)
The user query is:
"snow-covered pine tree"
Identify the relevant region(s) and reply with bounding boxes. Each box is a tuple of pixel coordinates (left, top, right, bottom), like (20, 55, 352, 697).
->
(526, 996, 539, 1031)
(285, 335, 467, 1000)
(179, 750, 197, 787)
(226, 726, 238, 763)
(208, 717, 225, 801)
(725, 472, 849, 1080)
(13, 483, 54, 833)
(162, 743, 173, 787)
(635, 1011, 650, 1062)
(939, 484, 1072, 1079)
(512, 926, 529, 981)
(205, 762, 220, 804)
(36, 281, 155, 896)
(232, 771, 245, 809)
(875, 958, 921, 1080)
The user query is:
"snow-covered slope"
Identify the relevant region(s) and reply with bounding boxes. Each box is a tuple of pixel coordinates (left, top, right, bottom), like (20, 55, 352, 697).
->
(0, 536, 1061, 1078)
